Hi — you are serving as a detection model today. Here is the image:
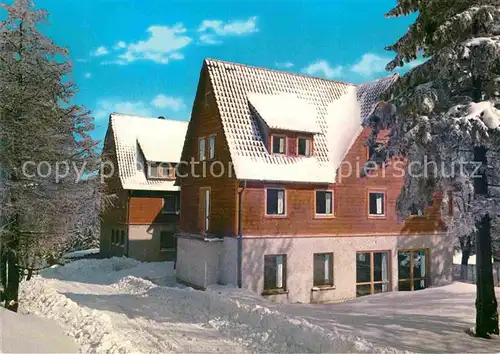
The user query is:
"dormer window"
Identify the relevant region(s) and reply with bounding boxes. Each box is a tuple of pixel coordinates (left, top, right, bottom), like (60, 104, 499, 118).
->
(271, 135, 286, 154)
(148, 162, 176, 180)
(297, 137, 311, 156)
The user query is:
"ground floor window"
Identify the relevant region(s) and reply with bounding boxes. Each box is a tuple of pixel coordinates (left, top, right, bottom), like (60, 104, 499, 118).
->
(356, 251, 390, 297)
(313, 253, 333, 287)
(398, 249, 429, 291)
(160, 231, 176, 251)
(264, 254, 286, 292)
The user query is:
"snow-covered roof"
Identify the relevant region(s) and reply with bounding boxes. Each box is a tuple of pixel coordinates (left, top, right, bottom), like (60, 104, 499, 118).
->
(205, 58, 398, 183)
(248, 92, 322, 134)
(109, 113, 189, 191)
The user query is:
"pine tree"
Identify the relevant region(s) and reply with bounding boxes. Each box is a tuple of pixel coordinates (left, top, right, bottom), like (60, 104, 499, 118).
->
(364, 0, 500, 337)
(0, 0, 100, 311)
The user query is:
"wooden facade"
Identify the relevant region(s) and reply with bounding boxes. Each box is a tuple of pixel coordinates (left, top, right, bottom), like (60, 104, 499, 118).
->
(178, 64, 445, 239)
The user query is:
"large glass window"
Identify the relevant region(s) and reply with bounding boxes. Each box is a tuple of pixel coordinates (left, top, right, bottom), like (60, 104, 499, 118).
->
(356, 251, 390, 297)
(313, 253, 334, 287)
(398, 249, 429, 291)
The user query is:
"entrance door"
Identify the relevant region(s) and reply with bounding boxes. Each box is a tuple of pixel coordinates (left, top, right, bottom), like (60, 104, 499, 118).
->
(398, 249, 429, 291)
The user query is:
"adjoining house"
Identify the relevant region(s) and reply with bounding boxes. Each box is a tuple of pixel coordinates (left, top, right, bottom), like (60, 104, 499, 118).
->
(174, 58, 453, 303)
(100, 113, 188, 262)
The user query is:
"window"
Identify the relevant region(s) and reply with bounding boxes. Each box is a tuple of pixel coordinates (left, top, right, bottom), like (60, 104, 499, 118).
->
(297, 138, 311, 156)
(148, 163, 175, 180)
(398, 249, 429, 291)
(162, 195, 179, 214)
(120, 230, 125, 246)
(409, 204, 423, 216)
(209, 135, 216, 159)
(148, 164, 159, 178)
(367, 142, 384, 160)
(200, 188, 210, 232)
(315, 191, 333, 216)
(356, 251, 390, 297)
(271, 135, 286, 154)
(313, 253, 333, 287)
(204, 91, 213, 107)
(160, 231, 176, 251)
(368, 192, 385, 216)
(266, 188, 285, 215)
(199, 137, 206, 161)
(111, 229, 115, 245)
(264, 254, 286, 291)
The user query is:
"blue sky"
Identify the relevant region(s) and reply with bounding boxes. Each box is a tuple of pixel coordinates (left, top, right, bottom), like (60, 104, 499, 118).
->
(25, 0, 417, 144)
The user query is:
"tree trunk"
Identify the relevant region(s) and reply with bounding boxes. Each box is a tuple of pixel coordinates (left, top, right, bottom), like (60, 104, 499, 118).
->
(474, 146, 499, 337)
(4, 246, 19, 312)
(0, 244, 6, 303)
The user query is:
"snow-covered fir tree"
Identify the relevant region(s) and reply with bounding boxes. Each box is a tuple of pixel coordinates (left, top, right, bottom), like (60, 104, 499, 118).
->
(364, 0, 500, 337)
(0, 0, 106, 311)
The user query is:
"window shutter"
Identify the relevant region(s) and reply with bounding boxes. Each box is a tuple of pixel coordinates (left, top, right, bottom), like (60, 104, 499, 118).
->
(276, 256, 283, 288)
(305, 139, 310, 156)
(279, 137, 284, 153)
(277, 190, 284, 214)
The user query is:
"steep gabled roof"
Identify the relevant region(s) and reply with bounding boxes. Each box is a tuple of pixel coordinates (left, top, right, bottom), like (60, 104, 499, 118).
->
(204, 58, 397, 184)
(108, 113, 189, 191)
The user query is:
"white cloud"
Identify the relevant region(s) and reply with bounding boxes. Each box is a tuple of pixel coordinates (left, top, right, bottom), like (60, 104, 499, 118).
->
(350, 53, 390, 77)
(113, 41, 127, 50)
(84, 72, 92, 79)
(197, 16, 258, 45)
(93, 99, 154, 120)
(349, 53, 427, 77)
(199, 34, 221, 45)
(275, 61, 294, 69)
(302, 60, 343, 79)
(91, 46, 109, 57)
(113, 24, 191, 65)
(151, 94, 186, 111)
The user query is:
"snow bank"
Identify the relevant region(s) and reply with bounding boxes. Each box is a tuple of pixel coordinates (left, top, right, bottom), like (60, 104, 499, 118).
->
(20, 257, 395, 353)
(0, 307, 79, 353)
(64, 248, 100, 259)
(114, 276, 395, 353)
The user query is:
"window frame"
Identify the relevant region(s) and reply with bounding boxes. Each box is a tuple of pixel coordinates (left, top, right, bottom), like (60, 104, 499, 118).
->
(397, 248, 430, 291)
(198, 137, 206, 161)
(263, 254, 287, 293)
(199, 187, 211, 232)
(313, 252, 334, 287)
(208, 134, 216, 160)
(264, 188, 287, 217)
(297, 136, 312, 157)
(162, 194, 179, 214)
(314, 189, 334, 218)
(367, 189, 386, 218)
(270, 134, 287, 155)
(356, 250, 391, 297)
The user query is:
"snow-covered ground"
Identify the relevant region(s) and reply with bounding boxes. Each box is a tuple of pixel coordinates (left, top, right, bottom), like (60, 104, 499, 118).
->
(0, 306, 79, 353)
(64, 248, 100, 259)
(18, 257, 500, 353)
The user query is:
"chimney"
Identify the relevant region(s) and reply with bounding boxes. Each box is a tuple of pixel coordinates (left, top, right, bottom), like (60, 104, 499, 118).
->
(158, 116, 165, 119)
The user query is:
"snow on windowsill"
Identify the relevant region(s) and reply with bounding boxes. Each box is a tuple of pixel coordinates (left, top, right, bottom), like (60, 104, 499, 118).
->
(311, 285, 336, 292)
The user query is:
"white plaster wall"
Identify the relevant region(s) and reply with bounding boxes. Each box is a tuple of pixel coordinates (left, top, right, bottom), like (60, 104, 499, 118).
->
(240, 233, 453, 304)
(176, 237, 223, 289)
(221, 237, 238, 286)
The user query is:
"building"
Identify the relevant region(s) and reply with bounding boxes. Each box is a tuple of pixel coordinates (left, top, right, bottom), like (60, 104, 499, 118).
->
(175, 58, 453, 303)
(100, 113, 188, 262)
